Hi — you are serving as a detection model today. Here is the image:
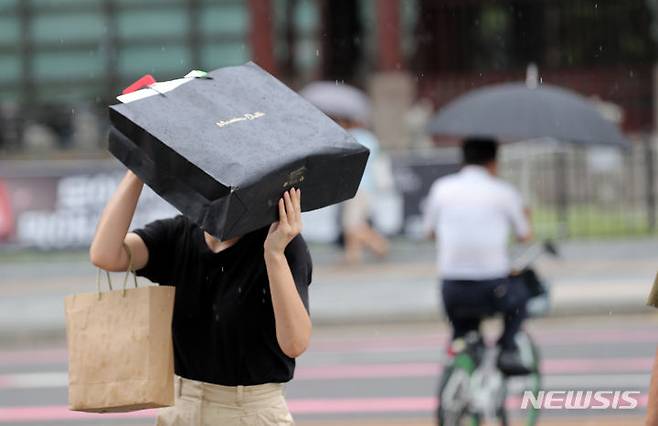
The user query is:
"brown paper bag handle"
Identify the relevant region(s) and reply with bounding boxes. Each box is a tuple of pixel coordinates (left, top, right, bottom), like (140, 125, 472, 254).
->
(95, 242, 139, 299)
(96, 269, 112, 299)
(121, 242, 139, 294)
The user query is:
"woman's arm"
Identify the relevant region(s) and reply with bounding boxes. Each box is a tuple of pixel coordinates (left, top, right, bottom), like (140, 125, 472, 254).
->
(89, 170, 149, 272)
(264, 189, 312, 358)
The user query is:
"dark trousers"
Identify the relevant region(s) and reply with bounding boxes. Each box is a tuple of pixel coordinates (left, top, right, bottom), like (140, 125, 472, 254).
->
(441, 277, 528, 350)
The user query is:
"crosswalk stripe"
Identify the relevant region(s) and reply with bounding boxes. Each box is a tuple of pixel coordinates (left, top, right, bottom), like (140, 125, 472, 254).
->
(0, 370, 650, 390)
(0, 372, 68, 389)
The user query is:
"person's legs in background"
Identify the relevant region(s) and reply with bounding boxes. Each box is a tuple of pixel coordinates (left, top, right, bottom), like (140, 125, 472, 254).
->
(491, 277, 532, 374)
(342, 191, 389, 264)
(441, 280, 491, 351)
(450, 316, 481, 342)
(499, 306, 526, 349)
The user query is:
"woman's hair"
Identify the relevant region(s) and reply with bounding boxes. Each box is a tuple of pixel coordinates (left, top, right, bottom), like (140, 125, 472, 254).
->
(462, 137, 498, 165)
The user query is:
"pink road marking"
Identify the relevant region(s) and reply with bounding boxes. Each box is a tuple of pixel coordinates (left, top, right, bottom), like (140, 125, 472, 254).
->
(0, 394, 648, 423)
(295, 357, 653, 381)
(0, 406, 158, 422)
(0, 349, 67, 366)
(0, 357, 651, 390)
(288, 397, 435, 414)
(295, 363, 440, 380)
(0, 399, 435, 423)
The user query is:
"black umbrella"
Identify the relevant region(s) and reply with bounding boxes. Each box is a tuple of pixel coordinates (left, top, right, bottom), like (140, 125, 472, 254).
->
(427, 82, 629, 147)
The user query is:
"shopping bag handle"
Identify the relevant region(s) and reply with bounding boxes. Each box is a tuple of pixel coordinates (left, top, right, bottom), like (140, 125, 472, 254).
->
(121, 242, 139, 294)
(96, 242, 139, 299)
(96, 269, 112, 299)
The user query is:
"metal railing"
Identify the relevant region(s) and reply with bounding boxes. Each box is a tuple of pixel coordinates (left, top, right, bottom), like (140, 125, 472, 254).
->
(500, 138, 658, 239)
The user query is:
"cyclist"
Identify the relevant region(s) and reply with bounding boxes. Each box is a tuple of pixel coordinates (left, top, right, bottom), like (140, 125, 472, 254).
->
(423, 137, 533, 374)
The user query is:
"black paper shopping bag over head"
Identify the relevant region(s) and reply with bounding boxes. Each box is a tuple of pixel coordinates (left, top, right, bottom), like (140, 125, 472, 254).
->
(108, 62, 369, 239)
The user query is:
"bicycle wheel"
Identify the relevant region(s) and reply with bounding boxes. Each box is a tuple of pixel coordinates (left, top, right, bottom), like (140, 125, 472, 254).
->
(496, 378, 509, 426)
(525, 335, 542, 426)
(438, 355, 480, 426)
(513, 331, 542, 426)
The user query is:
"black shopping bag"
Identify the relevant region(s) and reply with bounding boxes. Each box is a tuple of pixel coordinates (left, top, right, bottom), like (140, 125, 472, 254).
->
(109, 62, 369, 239)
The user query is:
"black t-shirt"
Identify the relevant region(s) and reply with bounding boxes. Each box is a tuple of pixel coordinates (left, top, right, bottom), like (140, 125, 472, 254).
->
(132, 215, 312, 386)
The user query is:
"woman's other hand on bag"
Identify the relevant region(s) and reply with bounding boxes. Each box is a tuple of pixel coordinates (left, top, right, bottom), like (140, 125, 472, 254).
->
(264, 188, 303, 255)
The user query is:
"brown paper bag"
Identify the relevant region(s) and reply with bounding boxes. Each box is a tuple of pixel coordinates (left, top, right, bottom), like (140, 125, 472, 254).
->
(65, 246, 175, 412)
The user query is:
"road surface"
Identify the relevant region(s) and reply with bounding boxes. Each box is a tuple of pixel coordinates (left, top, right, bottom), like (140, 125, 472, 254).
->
(0, 314, 655, 425)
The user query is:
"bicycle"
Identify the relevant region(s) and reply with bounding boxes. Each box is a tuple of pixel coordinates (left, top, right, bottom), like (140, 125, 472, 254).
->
(437, 241, 557, 426)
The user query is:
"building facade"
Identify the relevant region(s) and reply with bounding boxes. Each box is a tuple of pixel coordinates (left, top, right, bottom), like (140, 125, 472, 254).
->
(0, 0, 656, 151)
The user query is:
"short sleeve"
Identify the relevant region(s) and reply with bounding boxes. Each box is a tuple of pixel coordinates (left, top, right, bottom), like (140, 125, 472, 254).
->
(131, 215, 185, 285)
(506, 187, 530, 239)
(422, 181, 442, 236)
(284, 234, 313, 313)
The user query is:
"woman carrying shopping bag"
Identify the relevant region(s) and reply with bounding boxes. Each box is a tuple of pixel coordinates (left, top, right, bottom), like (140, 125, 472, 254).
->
(90, 170, 312, 425)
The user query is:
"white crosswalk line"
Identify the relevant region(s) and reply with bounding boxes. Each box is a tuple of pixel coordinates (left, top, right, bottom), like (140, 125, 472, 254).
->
(0, 371, 649, 390)
(0, 372, 68, 389)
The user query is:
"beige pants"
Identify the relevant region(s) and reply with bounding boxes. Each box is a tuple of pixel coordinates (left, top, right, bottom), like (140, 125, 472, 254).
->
(156, 376, 294, 426)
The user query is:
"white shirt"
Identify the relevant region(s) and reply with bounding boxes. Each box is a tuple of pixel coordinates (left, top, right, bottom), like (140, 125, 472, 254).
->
(423, 165, 530, 280)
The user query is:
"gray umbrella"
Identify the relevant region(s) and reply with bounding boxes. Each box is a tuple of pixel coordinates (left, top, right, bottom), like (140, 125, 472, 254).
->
(427, 82, 629, 147)
(300, 81, 371, 124)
